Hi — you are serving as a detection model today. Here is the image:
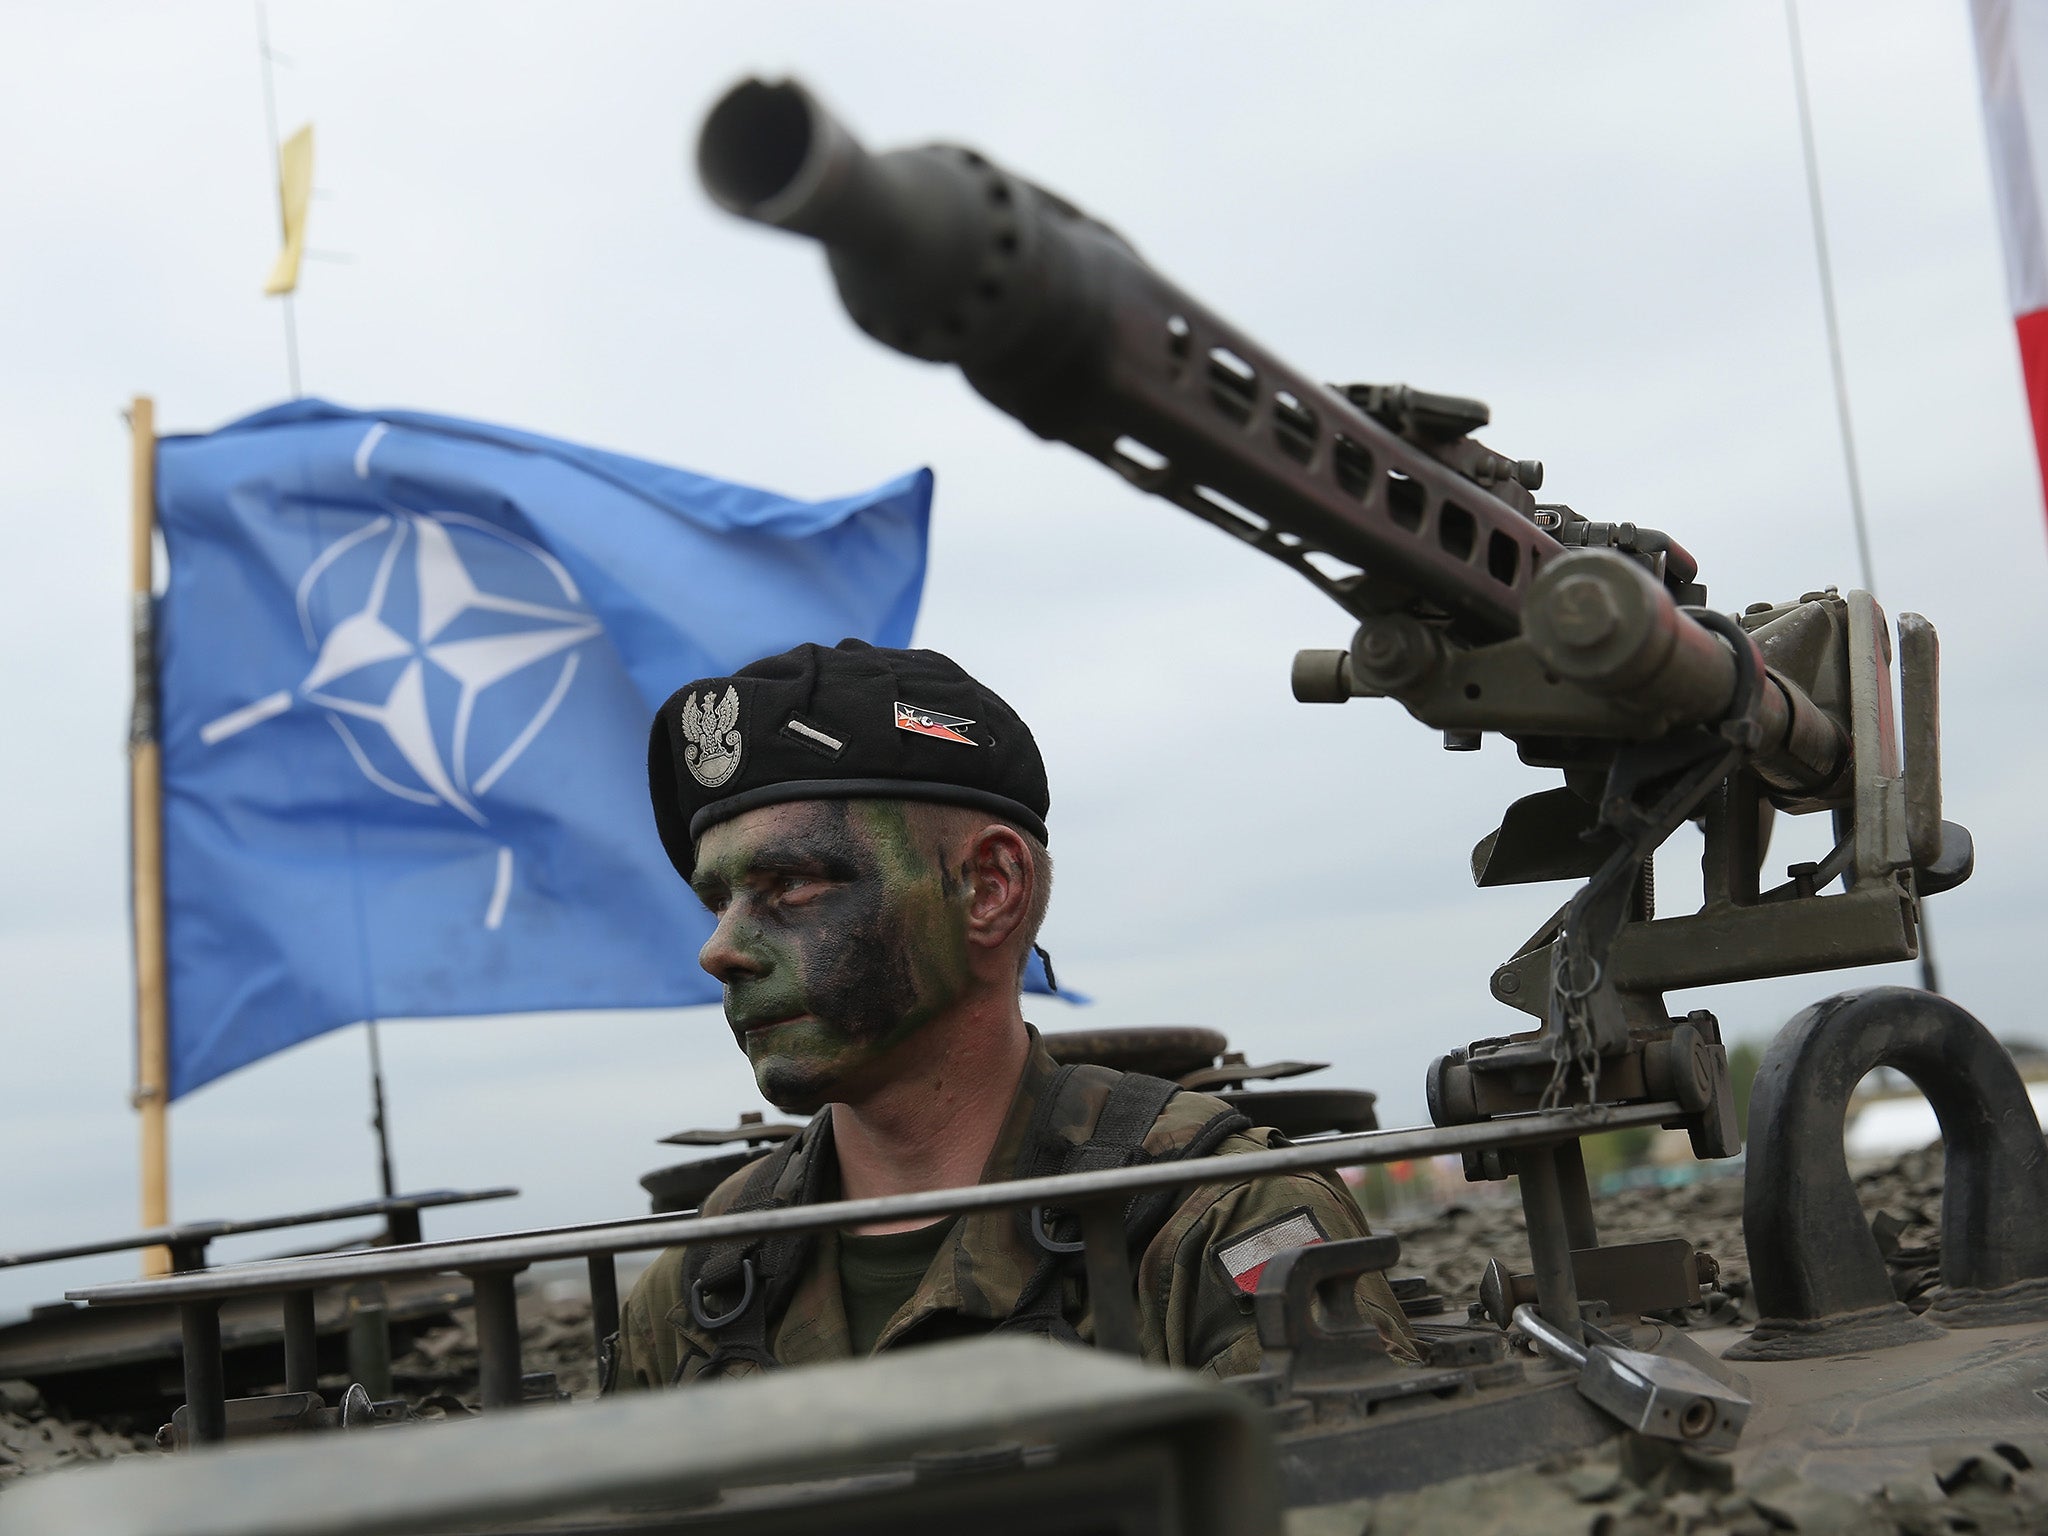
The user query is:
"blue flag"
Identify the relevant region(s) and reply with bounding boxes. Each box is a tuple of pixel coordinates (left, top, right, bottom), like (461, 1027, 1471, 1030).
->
(154, 399, 946, 1098)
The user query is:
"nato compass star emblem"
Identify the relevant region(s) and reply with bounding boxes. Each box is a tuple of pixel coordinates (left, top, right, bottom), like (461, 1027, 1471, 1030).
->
(198, 423, 602, 928)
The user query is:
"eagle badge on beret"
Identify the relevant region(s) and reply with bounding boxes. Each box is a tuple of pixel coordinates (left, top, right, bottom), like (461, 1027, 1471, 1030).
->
(681, 685, 743, 788)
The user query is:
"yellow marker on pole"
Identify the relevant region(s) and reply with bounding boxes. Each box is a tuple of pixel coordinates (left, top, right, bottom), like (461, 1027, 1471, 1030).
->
(264, 124, 314, 298)
(128, 395, 172, 1276)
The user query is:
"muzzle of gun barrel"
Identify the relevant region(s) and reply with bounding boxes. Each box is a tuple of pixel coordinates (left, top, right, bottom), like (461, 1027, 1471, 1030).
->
(697, 76, 1097, 382)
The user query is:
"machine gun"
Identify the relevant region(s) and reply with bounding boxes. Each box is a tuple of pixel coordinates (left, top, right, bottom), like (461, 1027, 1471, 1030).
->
(696, 77, 1975, 1337)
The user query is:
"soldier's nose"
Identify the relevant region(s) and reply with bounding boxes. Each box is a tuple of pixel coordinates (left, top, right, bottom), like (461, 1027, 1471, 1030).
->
(699, 914, 765, 984)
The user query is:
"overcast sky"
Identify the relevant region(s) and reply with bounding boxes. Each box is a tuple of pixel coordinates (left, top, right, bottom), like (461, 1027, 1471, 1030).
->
(2, 1, 2043, 1319)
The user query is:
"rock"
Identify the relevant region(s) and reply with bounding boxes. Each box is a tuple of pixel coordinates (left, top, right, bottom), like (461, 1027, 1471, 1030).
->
(1283, 1498, 1374, 1536)
(0, 1379, 42, 1416)
(1745, 1468, 1871, 1533)
(1933, 1442, 2020, 1495)
(1658, 1490, 1709, 1522)
(1565, 1463, 1623, 1503)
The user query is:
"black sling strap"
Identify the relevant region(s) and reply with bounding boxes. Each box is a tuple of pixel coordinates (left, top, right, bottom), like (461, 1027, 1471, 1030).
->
(1116, 1104, 1257, 1267)
(999, 1070, 1250, 1342)
(674, 1068, 1252, 1374)
(675, 1115, 834, 1381)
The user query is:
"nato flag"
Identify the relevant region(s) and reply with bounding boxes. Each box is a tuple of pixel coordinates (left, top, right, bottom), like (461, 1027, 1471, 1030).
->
(155, 399, 934, 1099)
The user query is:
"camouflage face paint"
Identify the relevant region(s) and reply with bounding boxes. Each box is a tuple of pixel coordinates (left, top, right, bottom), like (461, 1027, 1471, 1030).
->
(691, 800, 974, 1113)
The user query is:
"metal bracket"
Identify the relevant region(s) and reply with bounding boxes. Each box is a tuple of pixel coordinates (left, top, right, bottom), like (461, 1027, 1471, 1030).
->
(1247, 1236, 1489, 1420)
(1252, 1235, 1404, 1386)
(1476, 1239, 1712, 1327)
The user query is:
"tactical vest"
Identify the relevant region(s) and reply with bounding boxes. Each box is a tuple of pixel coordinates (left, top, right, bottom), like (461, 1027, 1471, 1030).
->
(673, 1065, 1251, 1380)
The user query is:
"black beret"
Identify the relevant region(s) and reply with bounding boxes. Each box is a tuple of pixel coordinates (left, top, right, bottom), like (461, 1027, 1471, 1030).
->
(649, 639, 1049, 878)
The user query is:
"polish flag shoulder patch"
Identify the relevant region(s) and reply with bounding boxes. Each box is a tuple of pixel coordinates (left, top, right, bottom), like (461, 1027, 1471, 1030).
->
(1215, 1207, 1329, 1297)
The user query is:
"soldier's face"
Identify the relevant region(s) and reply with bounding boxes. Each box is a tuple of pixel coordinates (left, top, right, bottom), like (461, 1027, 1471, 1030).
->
(690, 800, 974, 1112)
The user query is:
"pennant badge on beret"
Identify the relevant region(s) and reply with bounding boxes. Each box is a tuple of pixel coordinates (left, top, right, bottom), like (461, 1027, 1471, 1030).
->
(1215, 1208, 1329, 1297)
(894, 700, 978, 746)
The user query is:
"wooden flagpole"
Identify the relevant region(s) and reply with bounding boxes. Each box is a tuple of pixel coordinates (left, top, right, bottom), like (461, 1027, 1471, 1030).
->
(128, 394, 172, 1276)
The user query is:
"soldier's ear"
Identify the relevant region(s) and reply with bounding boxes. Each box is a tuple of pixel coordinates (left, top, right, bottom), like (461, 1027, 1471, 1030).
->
(962, 823, 1031, 954)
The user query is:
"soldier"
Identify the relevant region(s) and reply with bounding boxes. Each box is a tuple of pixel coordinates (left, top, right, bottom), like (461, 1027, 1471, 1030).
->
(608, 638, 1415, 1388)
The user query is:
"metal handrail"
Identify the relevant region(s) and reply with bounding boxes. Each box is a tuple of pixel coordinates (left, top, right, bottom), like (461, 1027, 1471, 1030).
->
(71, 1103, 1683, 1444)
(2, 1188, 518, 1272)
(110, 1206, 709, 1275)
(69, 1104, 1673, 1307)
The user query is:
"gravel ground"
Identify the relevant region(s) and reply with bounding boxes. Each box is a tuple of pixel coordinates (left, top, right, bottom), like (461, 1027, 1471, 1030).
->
(2, 1141, 2014, 1536)
(1331, 1142, 1997, 1536)
(1384, 1142, 1947, 1327)
(0, 1376, 156, 1486)
(0, 1291, 602, 1486)
(1296, 1433, 2048, 1536)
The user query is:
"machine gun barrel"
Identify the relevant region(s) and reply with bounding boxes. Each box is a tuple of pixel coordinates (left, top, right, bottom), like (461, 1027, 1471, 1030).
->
(698, 77, 1557, 643)
(699, 78, 1846, 797)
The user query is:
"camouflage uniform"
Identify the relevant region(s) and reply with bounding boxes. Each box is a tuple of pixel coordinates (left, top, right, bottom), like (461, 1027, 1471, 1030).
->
(613, 1033, 1417, 1388)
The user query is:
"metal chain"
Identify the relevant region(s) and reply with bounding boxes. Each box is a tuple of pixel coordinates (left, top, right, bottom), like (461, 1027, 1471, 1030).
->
(1540, 934, 1603, 1111)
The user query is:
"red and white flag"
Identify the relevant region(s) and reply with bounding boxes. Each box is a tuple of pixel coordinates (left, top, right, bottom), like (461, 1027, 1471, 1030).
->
(1215, 1209, 1328, 1296)
(1971, 0, 2048, 505)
